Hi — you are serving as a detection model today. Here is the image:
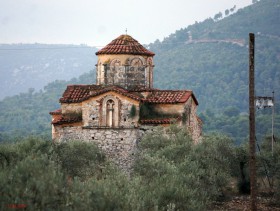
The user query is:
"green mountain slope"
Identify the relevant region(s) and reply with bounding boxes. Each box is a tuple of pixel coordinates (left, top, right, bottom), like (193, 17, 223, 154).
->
(0, 0, 279, 143)
(151, 0, 280, 112)
(147, 0, 280, 142)
(0, 71, 95, 141)
(148, 0, 280, 142)
(0, 44, 97, 99)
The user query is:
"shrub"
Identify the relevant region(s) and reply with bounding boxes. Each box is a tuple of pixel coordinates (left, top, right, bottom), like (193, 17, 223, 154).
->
(133, 127, 234, 210)
(54, 141, 106, 180)
(0, 154, 67, 210)
(129, 105, 136, 118)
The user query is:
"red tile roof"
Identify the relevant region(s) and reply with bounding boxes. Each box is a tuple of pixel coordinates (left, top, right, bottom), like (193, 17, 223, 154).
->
(59, 85, 142, 103)
(58, 84, 198, 105)
(51, 114, 82, 125)
(143, 90, 198, 105)
(140, 118, 180, 125)
(129, 86, 159, 92)
(96, 34, 155, 56)
(49, 109, 62, 115)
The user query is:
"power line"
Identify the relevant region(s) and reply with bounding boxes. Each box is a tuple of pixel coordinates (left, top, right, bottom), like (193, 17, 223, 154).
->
(0, 46, 104, 51)
(0, 41, 190, 51)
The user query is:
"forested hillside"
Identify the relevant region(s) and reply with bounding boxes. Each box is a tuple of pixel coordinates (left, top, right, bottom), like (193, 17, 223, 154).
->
(0, 0, 279, 143)
(0, 71, 95, 140)
(150, 0, 280, 112)
(149, 0, 280, 142)
(0, 44, 97, 99)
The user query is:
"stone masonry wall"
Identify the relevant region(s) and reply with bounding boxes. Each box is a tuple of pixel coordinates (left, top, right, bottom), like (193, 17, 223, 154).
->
(61, 103, 82, 114)
(82, 93, 139, 128)
(96, 54, 154, 89)
(55, 126, 147, 172)
(54, 122, 201, 172)
(184, 98, 202, 143)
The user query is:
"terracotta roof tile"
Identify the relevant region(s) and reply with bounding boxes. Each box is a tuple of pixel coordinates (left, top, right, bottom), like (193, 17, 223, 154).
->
(128, 86, 158, 92)
(51, 114, 82, 125)
(96, 34, 155, 56)
(58, 84, 198, 105)
(49, 109, 62, 115)
(143, 90, 197, 104)
(59, 85, 142, 103)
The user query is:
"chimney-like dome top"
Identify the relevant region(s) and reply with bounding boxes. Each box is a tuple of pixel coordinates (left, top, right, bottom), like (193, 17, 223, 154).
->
(96, 34, 155, 56)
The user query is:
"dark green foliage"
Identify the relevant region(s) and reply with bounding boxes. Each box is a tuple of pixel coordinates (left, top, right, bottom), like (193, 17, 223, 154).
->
(133, 127, 235, 210)
(257, 136, 280, 203)
(54, 141, 105, 180)
(129, 105, 136, 118)
(0, 138, 66, 210)
(0, 131, 237, 210)
(200, 107, 280, 144)
(0, 137, 145, 210)
(182, 111, 187, 124)
(63, 166, 134, 211)
(223, 107, 240, 117)
(0, 155, 67, 210)
(0, 138, 126, 210)
(1, 132, 279, 209)
(139, 103, 156, 119)
(139, 103, 178, 120)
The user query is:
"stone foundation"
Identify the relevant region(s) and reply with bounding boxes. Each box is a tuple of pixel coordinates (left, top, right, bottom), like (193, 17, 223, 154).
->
(54, 124, 199, 172)
(54, 126, 151, 172)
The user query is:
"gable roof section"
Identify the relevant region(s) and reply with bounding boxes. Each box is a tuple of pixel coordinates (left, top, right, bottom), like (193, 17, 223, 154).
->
(60, 84, 142, 103)
(143, 90, 198, 105)
(51, 114, 82, 125)
(49, 109, 82, 125)
(59, 85, 198, 105)
(49, 109, 62, 115)
(96, 34, 155, 56)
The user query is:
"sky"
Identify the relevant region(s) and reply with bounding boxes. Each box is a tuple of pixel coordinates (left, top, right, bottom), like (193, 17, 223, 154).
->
(0, 0, 252, 47)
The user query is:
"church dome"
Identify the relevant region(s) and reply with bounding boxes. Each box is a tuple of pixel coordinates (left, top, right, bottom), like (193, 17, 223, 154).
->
(96, 34, 155, 56)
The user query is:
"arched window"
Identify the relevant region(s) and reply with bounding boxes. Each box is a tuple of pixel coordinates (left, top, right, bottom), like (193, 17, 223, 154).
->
(101, 96, 119, 127)
(106, 99, 115, 127)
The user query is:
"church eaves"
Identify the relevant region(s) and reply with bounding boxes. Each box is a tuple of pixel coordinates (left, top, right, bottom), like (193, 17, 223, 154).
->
(59, 85, 142, 103)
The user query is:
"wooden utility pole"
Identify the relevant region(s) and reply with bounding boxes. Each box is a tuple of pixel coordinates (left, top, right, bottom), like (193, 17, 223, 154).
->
(272, 90, 275, 155)
(249, 33, 257, 210)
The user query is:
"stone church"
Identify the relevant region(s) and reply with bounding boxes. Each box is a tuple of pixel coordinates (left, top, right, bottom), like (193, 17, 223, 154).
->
(50, 34, 202, 170)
